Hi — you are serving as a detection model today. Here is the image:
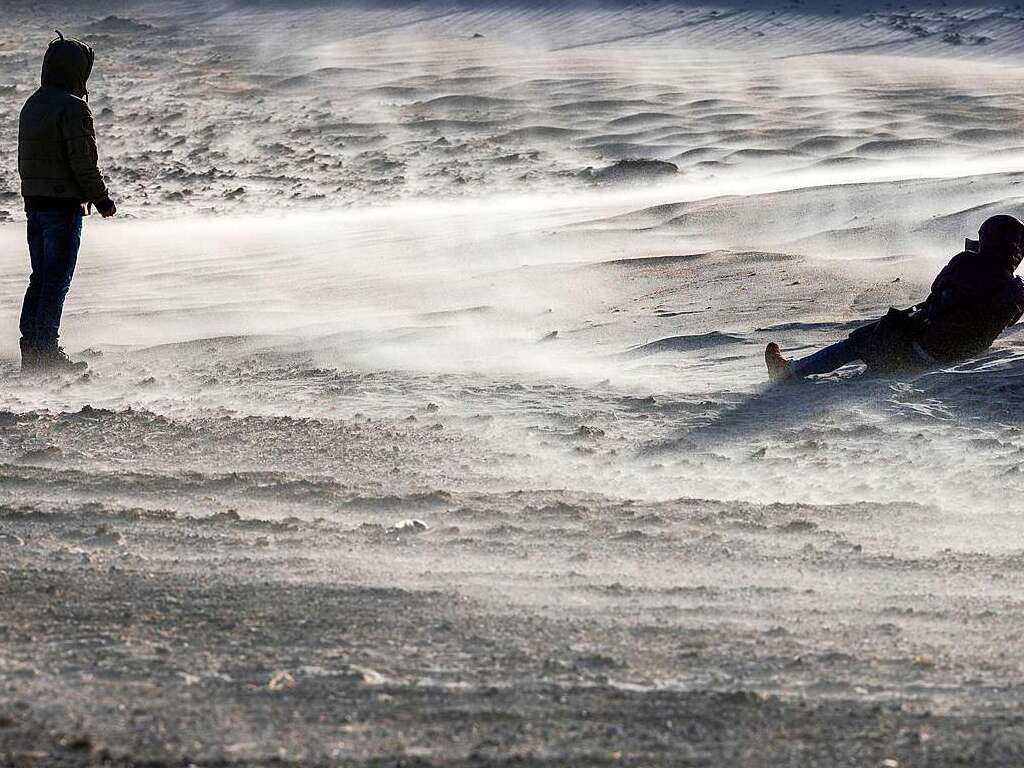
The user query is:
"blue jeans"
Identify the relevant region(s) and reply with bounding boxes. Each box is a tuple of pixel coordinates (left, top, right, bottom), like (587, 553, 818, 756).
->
(791, 338, 860, 378)
(20, 210, 83, 343)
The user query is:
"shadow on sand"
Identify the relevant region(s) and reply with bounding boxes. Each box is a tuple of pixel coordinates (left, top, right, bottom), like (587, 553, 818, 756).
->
(648, 371, 887, 454)
(648, 343, 1024, 455)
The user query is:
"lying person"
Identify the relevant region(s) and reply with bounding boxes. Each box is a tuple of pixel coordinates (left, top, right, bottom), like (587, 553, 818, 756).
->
(765, 214, 1024, 382)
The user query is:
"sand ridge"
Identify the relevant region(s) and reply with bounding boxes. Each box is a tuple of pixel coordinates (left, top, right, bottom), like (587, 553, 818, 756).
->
(3, 1, 1024, 765)
(3, 3, 1024, 218)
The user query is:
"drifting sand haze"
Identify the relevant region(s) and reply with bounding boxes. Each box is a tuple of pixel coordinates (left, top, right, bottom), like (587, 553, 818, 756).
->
(4, 1, 1024, 215)
(3, 1, 1024, 766)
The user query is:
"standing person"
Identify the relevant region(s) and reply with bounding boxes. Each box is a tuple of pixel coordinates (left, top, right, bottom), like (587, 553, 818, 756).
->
(765, 215, 1024, 381)
(17, 31, 116, 373)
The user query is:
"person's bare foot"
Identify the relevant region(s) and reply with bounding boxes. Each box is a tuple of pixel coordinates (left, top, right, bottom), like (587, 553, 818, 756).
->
(764, 342, 793, 383)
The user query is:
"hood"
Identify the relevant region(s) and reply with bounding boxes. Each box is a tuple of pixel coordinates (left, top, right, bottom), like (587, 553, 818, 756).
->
(40, 32, 94, 98)
(979, 214, 1024, 272)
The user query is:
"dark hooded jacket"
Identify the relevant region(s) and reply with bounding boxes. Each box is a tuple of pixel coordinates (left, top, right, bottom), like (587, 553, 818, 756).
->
(18, 36, 109, 208)
(913, 241, 1024, 362)
(849, 230, 1024, 371)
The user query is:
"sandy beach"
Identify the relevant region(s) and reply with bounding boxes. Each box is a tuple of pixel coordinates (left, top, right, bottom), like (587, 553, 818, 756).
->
(3, 1, 1024, 765)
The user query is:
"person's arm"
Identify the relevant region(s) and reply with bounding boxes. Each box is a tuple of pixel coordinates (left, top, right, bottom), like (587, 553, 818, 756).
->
(60, 102, 115, 216)
(994, 277, 1024, 330)
(912, 255, 963, 316)
(910, 292, 936, 315)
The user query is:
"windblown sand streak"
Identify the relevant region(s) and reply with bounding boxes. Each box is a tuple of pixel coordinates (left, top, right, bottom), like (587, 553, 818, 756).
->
(2, 2, 1024, 765)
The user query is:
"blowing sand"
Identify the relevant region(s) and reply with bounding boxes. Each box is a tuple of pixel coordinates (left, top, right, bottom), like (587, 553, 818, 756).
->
(3, 1, 1024, 766)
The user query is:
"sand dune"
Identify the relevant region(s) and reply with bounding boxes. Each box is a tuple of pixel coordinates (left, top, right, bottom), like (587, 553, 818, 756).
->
(4, 1, 1024, 766)
(5, 2, 1024, 218)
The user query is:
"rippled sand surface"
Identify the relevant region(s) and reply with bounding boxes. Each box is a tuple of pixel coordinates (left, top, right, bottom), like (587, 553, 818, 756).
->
(3, 2, 1024, 765)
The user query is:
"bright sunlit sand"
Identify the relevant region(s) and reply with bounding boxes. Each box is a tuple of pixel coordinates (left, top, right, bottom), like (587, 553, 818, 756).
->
(3, 2, 1024, 765)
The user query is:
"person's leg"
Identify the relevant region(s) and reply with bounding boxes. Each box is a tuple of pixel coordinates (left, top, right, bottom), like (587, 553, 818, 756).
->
(790, 337, 861, 378)
(31, 211, 82, 344)
(19, 212, 44, 344)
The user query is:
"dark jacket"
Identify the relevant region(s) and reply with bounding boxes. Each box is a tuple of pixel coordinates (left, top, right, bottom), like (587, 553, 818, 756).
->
(913, 247, 1024, 361)
(18, 38, 109, 205)
(850, 244, 1024, 371)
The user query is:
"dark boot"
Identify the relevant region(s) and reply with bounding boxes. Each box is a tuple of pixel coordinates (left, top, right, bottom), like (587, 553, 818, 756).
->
(19, 337, 39, 373)
(34, 339, 87, 374)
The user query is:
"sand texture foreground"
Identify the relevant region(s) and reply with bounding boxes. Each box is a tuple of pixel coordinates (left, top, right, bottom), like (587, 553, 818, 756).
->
(4, 540, 1024, 767)
(4, 1, 1024, 765)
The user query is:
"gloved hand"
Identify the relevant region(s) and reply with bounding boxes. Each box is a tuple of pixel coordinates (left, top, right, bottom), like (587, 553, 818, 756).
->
(96, 198, 117, 218)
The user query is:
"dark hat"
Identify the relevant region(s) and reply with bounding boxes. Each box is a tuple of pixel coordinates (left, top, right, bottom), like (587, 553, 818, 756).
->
(979, 214, 1024, 269)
